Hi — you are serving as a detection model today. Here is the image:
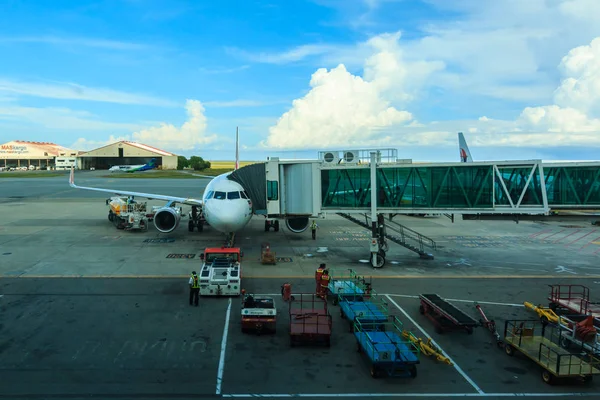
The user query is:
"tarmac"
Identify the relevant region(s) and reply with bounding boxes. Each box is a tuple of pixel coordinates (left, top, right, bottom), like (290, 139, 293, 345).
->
(1, 172, 600, 400)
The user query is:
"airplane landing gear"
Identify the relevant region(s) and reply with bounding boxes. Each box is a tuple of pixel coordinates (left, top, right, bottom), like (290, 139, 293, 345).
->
(188, 206, 205, 232)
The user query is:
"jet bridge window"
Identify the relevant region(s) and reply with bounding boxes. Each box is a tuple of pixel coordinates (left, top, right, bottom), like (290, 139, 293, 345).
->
(267, 181, 278, 201)
(214, 191, 226, 200)
(227, 191, 240, 200)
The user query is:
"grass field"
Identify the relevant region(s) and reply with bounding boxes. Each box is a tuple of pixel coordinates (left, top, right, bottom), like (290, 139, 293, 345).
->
(98, 167, 245, 179)
(0, 172, 66, 178)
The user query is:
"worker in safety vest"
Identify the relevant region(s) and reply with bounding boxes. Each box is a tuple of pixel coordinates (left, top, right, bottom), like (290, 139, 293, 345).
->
(319, 269, 330, 299)
(315, 264, 325, 294)
(189, 271, 200, 306)
(311, 220, 318, 240)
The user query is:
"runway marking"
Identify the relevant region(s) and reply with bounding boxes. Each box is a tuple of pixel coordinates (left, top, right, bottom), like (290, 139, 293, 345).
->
(221, 393, 600, 398)
(385, 295, 484, 395)
(216, 298, 232, 395)
(386, 294, 524, 307)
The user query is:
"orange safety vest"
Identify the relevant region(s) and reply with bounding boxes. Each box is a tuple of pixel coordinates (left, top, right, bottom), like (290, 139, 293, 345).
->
(320, 275, 330, 287)
(315, 268, 324, 282)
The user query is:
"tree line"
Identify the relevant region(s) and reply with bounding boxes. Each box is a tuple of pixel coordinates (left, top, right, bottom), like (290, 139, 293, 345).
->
(177, 156, 211, 171)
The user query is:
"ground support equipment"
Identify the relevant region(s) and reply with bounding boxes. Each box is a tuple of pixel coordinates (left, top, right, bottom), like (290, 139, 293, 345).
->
(475, 303, 503, 347)
(326, 268, 365, 305)
(419, 294, 478, 334)
(240, 292, 277, 335)
(503, 319, 600, 384)
(354, 316, 420, 379)
(187, 205, 205, 232)
(524, 302, 570, 326)
(260, 243, 276, 265)
(339, 289, 388, 332)
(555, 315, 600, 356)
(289, 293, 332, 347)
(548, 285, 600, 319)
(400, 331, 452, 365)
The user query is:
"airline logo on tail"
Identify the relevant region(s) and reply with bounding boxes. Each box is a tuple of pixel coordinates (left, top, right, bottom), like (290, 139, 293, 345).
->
(458, 132, 473, 163)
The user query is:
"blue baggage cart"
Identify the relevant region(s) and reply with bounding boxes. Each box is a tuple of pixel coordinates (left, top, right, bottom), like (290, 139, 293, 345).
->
(327, 268, 365, 305)
(339, 289, 388, 332)
(354, 316, 420, 379)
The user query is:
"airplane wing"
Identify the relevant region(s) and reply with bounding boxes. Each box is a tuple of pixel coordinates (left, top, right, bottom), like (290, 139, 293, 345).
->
(68, 168, 204, 206)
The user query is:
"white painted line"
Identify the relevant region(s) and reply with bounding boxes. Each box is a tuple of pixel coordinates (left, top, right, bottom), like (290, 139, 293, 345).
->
(216, 298, 232, 395)
(385, 295, 484, 395)
(222, 393, 600, 398)
(386, 294, 524, 308)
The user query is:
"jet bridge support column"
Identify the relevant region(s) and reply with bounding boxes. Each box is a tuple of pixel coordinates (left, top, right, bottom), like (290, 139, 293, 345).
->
(369, 152, 385, 268)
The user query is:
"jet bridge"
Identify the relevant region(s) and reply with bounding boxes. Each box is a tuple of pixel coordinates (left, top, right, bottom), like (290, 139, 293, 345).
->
(229, 149, 600, 267)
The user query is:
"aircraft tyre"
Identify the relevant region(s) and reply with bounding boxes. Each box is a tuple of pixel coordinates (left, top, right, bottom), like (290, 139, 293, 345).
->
(371, 251, 385, 268)
(197, 222, 203, 232)
(274, 220, 279, 232)
(188, 221, 194, 232)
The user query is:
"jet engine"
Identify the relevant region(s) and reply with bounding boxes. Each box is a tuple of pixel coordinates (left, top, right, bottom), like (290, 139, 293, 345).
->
(285, 216, 309, 233)
(153, 206, 182, 233)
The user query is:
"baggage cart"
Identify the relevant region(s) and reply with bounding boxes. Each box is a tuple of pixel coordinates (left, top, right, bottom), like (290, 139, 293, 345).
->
(289, 293, 332, 347)
(419, 294, 478, 334)
(548, 285, 600, 319)
(339, 289, 388, 332)
(327, 268, 365, 305)
(503, 319, 600, 384)
(354, 316, 420, 379)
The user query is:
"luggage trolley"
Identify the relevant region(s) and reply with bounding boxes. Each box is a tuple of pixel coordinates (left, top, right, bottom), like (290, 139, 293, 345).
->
(503, 319, 600, 384)
(327, 268, 365, 305)
(354, 315, 420, 379)
(289, 293, 332, 347)
(339, 289, 389, 332)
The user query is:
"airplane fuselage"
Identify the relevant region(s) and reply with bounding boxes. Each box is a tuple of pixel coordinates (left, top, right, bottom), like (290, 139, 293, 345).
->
(201, 173, 253, 233)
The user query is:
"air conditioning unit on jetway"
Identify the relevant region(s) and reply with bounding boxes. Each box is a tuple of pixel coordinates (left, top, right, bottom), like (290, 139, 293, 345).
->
(321, 151, 340, 164)
(343, 150, 359, 164)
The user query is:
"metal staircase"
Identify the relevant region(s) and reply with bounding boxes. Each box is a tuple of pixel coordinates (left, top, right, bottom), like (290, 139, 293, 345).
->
(337, 213, 436, 259)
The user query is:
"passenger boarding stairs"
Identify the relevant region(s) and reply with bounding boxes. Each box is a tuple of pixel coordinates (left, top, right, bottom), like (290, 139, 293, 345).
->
(337, 213, 436, 259)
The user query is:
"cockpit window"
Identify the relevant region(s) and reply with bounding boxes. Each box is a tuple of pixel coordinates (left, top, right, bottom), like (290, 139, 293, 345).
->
(240, 191, 249, 199)
(214, 191, 226, 200)
(227, 191, 240, 200)
(205, 190, 214, 199)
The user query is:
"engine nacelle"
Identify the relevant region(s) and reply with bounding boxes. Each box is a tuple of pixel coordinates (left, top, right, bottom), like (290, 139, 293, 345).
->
(154, 207, 182, 233)
(285, 217, 309, 233)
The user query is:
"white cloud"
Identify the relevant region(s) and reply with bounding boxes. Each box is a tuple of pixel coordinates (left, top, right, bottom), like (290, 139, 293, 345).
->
(71, 100, 219, 152)
(225, 44, 335, 65)
(0, 35, 150, 50)
(264, 32, 442, 149)
(0, 105, 143, 131)
(0, 78, 176, 107)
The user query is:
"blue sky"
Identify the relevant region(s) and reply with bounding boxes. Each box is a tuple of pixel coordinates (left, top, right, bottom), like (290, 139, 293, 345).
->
(0, 0, 599, 162)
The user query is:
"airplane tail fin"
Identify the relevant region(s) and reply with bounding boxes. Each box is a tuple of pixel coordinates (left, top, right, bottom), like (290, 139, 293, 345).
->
(235, 127, 239, 170)
(458, 132, 473, 163)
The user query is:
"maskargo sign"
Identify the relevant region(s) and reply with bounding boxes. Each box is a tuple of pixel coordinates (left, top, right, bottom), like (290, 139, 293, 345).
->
(0, 145, 29, 155)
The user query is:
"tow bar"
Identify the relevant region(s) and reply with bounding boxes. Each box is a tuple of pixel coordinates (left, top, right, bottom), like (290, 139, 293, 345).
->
(475, 303, 503, 347)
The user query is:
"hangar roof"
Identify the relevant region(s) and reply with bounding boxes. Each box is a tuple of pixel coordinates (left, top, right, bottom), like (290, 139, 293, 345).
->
(79, 140, 175, 157)
(0, 140, 76, 158)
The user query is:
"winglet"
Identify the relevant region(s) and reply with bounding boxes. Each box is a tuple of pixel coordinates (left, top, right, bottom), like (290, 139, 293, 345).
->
(235, 127, 239, 170)
(69, 167, 75, 187)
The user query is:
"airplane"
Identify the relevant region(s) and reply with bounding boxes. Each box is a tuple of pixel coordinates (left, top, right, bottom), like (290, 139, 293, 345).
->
(109, 158, 157, 173)
(69, 130, 255, 235)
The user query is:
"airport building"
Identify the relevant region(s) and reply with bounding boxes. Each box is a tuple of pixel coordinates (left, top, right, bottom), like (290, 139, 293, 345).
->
(77, 141, 178, 170)
(0, 140, 79, 170)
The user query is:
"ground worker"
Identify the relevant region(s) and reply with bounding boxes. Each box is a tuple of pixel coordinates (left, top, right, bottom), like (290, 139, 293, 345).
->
(311, 220, 318, 240)
(319, 269, 330, 299)
(315, 263, 325, 294)
(189, 271, 200, 306)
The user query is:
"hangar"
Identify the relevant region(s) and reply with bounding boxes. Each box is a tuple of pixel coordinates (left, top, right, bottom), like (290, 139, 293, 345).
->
(77, 141, 178, 170)
(0, 140, 78, 170)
